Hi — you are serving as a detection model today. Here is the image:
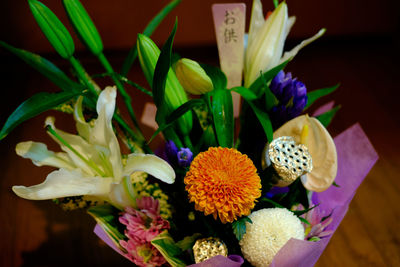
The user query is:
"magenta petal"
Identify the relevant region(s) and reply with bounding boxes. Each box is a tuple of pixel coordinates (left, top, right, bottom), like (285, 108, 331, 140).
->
(188, 255, 244, 267)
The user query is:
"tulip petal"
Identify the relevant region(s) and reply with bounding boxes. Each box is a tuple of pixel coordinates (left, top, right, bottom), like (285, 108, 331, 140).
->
(16, 141, 75, 169)
(123, 153, 175, 184)
(91, 86, 123, 180)
(12, 168, 113, 200)
(279, 28, 326, 64)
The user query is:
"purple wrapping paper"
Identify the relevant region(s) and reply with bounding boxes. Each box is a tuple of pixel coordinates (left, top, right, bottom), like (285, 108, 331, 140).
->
(94, 123, 378, 267)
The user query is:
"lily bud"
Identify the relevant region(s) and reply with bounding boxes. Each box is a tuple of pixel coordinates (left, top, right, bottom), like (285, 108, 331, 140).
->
(137, 34, 192, 135)
(63, 0, 103, 55)
(28, 0, 75, 59)
(175, 58, 213, 95)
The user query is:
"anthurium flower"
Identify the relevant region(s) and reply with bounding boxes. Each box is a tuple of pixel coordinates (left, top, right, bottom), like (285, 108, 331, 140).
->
(12, 87, 175, 209)
(244, 0, 325, 87)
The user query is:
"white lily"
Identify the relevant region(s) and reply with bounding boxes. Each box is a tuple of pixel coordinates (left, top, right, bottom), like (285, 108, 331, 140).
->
(12, 86, 175, 209)
(244, 0, 326, 87)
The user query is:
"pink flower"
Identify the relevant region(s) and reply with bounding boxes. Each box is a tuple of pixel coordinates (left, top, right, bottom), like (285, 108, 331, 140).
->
(119, 196, 170, 266)
(295, 204, 334, 241)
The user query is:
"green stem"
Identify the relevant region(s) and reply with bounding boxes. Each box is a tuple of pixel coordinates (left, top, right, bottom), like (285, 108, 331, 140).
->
(182, 135, 193, 150)
(98, 53, 142, 133)
(69, 56, 99, 97)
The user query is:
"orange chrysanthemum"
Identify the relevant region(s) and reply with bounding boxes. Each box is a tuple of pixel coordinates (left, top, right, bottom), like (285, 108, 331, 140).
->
(184, 147, 261, 223)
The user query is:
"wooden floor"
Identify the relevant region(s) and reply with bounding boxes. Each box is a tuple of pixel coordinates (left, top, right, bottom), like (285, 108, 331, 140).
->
(0, 37, 399, 266)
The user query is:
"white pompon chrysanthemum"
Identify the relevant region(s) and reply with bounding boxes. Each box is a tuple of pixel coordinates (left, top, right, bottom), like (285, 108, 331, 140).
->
(240, 208, 305, 267)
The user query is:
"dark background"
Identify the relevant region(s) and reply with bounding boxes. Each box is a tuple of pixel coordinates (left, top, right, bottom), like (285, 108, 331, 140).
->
(1, 0, 399, 266)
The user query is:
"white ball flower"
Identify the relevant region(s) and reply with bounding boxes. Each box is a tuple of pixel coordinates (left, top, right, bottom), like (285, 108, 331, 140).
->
(239, 208, 305, 267)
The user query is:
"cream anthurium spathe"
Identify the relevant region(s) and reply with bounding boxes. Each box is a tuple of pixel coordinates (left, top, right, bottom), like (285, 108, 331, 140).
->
(244, 0, 326, 87)
(12, 86, 175, 209)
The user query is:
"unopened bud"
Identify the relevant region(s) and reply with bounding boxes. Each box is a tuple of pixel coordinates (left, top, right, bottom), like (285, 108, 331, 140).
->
(175, 58, 213, 95)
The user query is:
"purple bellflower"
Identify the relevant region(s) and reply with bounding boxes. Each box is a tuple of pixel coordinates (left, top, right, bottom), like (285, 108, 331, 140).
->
(269, 71, 308, 127)
(164, 140, 193, 168)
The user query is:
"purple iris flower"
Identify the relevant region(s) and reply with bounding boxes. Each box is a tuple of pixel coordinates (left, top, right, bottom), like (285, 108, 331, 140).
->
(269, 71, 308, 127)
(177, 148, 193, 167)
(164, 140, 193, 168)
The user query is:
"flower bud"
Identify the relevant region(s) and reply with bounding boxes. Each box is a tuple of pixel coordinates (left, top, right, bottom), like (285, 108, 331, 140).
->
(63, 0, 103, 55)
(137, 34, 192, 135)
(28, 0, 75, 59)
(175, 58, 213, 95)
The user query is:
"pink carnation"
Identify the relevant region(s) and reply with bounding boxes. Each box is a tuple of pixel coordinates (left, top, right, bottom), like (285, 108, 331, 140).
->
(119, 196, 170, 266)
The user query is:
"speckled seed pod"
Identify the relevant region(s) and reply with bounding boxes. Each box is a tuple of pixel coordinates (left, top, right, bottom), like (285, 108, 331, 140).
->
(193, 237, 228, 263)
(262, 136, 312, 186)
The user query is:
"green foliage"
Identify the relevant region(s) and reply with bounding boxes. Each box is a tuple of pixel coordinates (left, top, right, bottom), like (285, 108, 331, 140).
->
(210, 89, 234, 148)
(232, 217, 252, 241)
(201, 64, 228, 90)
(0, 41, 83, 93)
(151, 232, 186, 267)
(246, 101, 274, 142)
(63, 0, 103, 55)
(316, 105, 341, 127)
(175, 233, 202, 251)
(305, 84, 339, 109)
(0, 91, 82, 140)
(231, 86, 257, 101)
(248, 60, 289, 97)
(121, 0, 182, 75)
(87, 204, 126, 251)
(28, 0, 75, 59)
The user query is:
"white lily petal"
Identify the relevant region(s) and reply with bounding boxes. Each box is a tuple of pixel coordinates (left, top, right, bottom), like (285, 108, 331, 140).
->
(279, 28, 326, 64)
(91, 86, 123, 180)
(74, 96, 91, 141)
(16, 141, 75, 170)
(45, 117, 100, 177)
(245, 2, 288, 87)
(123, 153, 175, 184)
(247, 0, 265, 51)
(12, 168, 113, 200)
(108, 176, 138, 210)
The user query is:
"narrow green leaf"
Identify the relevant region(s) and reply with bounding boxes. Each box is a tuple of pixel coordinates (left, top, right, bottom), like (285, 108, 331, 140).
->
(260, 197, 285, 208)
(246, 101, 273, 142)
(151, 232, 186, 267)
(63, 0, 103, 55)
(316, 105, 341, 127)
(231, 86, 257, 100)
(332, 181, 340, 187)
(28, 0, 75, 59)
(0, 41, 83, 92)
(299, 217, 310, 225)
(0, 90, 82, 140)
(211, 89, 234, 148)
(232, 217, 252, 241)
(148, 99, 204, 144)
(292, 205, 318, 217)
(120, 0, 182, 76)
(87, 205, 126, 251)
(305, 84, 339, 109)
(261, 74, 279, 111)
(201, 63, 227, 90)
(248, 60, 289, 97)
(153, 20, 177, 109)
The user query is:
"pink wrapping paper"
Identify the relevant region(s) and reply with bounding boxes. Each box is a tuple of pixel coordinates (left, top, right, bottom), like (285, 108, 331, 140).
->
(95, 123, 378, 266)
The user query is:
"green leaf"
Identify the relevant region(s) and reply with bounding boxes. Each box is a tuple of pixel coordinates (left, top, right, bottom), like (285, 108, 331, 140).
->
(211, 89, 234, 148)
(332, 181, 340, 187)
(151, 232, 186, 267)
(0, 90, 82, 140)
(153, 19, 177, 109)
(0, 41, 83, 92)
(316, 105, 341, 127)
(63, 0, 103, 55)
(273, 0, 279, 8)
(305, 84, 339, 109)
(248, 60, 289, 97)
(87, 205, 126, 251)
(201, 63, 227, 90)
(292, 205, 318, 217)
(299, 217, 310, 225)
(28, 0, 75, 59)
(232, 217, 252, 241)
(261, 74, 279, 111)
(245, 101, 273, 142)
(260, 197, 285, 208)
(148, 99, 204, 144)
(231, 86, 257, 101)
(120, 0, 182, 76)
(176, 233, 202, 251)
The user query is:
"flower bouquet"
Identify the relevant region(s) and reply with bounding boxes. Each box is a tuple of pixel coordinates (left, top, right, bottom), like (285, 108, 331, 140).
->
(1, 0, 378, 266)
